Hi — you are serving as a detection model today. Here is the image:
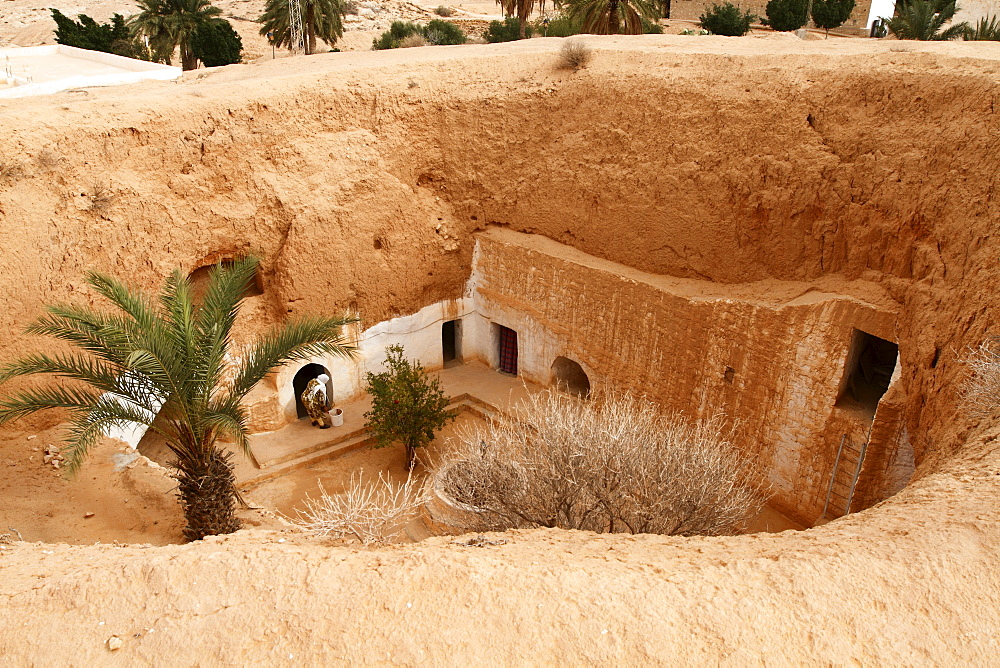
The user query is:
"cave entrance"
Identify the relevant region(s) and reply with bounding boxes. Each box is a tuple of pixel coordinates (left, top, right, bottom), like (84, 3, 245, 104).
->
(293, 363, 331, 419)
(496, 325, 518, 375)
(551, 356, 590, 398)
(836, 329, 898, 414)
(188, 258, 264, 303)
(442, 319, 461, 367)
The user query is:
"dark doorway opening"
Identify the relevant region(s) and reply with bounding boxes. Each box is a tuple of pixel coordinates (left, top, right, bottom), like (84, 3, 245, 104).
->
(837, 330, 898, 413)
(497, 325, 518, 375)
(293, 363, 331, 418)
(551, 356, 590, 398)
(442, 319, 461, 367)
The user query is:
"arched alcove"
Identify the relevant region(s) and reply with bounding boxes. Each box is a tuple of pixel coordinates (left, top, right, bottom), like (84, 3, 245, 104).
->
(188, 258, 264, 303)
(293, 363, 331, 418)
(551, 356, 590, 398)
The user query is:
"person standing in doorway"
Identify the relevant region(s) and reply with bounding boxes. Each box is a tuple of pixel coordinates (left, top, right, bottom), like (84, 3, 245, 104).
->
(302, 373, 331, 429)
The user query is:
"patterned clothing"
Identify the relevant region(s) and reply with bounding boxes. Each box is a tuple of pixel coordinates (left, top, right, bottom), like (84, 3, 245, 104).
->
(498, 325, 518, 375)
(301, 379, 328, 421)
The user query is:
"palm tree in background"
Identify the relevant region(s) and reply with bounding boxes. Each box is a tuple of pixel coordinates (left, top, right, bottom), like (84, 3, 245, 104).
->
(497, 0, 539, 38)
(130, 0, 223, 70)
(884, 0, 968, 40)
(563, 0, 659, 34)
(259, 0, 346, 55)
(0, 257, 357, 541)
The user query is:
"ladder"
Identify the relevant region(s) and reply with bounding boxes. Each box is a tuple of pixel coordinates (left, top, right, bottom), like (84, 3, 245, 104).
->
(822, 434, 869, 520)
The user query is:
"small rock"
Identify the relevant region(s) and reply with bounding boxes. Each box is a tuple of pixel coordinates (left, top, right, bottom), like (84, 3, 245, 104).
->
(107, 636, 123, 651)
(26, 435, 36, 441)
(84, 512, 95, 518)
(43, 454, 53, 464)
(360, 7, 376, 18)
(52, 459, 61, 469)
(6, 460, 16, 467)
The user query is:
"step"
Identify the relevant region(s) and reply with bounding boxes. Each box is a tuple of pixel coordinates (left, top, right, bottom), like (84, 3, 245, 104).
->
(240, 432, 373, 490)
(256, 426, 368, 469)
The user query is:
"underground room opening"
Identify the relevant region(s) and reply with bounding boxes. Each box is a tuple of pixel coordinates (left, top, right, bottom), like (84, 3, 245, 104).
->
(293, 363, 332, 419)
(836, 329, 899, 414)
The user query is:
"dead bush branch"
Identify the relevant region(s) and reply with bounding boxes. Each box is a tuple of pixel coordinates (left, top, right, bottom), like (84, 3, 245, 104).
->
(438, 390, 766, 537)
(291, 471, 428, 546)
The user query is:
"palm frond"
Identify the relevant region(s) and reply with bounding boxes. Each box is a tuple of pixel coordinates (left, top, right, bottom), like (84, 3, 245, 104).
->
(227, 314, 358, 402)
(0, 385, 102, 425)
(203, 399, 253, 460)
(0, 353, 123, 394)
(193, 257, 259, 398)
(85, 271, 158, 331)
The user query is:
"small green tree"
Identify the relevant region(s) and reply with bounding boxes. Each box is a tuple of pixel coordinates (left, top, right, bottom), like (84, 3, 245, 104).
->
(700, 2, 756, 35)
(423, 19, 467, 44)
(810, 0, 854, 36)
(372, 21, 424, 49)
(51, 10, 150, 59)
(764, 0, 808, 31)
(364, 345, 456, 471)
(484, 17, 534, 42)
(190, 19, 243, 66)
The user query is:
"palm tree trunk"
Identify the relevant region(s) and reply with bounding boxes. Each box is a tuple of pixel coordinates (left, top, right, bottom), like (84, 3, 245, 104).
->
(173, 444, 242, 541)
(305, 4, 315, 54)
(180, 40, 198, 71)
(609, 0, 620, 34)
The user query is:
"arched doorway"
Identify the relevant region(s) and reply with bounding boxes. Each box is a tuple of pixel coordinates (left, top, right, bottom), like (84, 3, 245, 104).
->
(551, 356, 590, 398)
(293, 363, 331, 419)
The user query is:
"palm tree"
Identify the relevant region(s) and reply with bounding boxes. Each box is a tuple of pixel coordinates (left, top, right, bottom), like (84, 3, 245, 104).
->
(563, 0, 659, 34)
(963, 14, 1000, 40)
(130, 0, 223, 70)
(259, 0, 345, 55)
(497, 0, 539, 38)
(0, 257, 357, 541)
(884, 0, 968, 40)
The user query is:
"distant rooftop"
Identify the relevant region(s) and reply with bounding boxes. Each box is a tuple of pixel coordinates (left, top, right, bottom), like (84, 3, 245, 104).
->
(0, 44, 181, 99)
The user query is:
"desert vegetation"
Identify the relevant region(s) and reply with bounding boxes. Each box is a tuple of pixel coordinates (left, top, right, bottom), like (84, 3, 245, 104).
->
(259, 0, 347, 55)
(964, 339, 1000, 416)
(364, 345, 456, 470)
(763, 0, 808, 32)
(439, 391, 765, 536)
(883, 0, 967, 41)
(700, 1, 756, 36)
(0, 258, 357, 541)
(292, 471, 428, 545)
(373, 20, 466, 48)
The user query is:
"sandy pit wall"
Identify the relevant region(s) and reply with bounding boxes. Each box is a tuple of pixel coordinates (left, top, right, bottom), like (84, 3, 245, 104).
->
(0, 38, 998, 477)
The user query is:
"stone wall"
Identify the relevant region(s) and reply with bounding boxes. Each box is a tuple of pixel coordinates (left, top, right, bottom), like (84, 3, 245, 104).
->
(469, 228, 902, 524)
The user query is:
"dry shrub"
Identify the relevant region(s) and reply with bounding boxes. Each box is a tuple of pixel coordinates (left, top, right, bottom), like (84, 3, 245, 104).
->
(399, 33, 427, 48)
(88, 182, 114, 212)
(557, 40, 592, 70)
(964, 339, 1000, 416)
(438, 390, 766, 536)
(36, 149, 62, 170)
(291, 471, 428, 546)
(0, 160, 24, 183)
